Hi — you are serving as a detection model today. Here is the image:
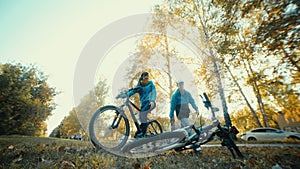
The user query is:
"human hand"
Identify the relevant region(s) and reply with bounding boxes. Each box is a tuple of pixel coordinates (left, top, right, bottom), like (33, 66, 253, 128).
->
(150, 101, 155, 109)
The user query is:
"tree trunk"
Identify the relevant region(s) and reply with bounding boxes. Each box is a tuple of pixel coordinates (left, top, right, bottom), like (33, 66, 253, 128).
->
(247, 63, 269, 127)
(224, 62, 263, 127)
(163, 33, 174, 100)
(194, 0, 232, 128)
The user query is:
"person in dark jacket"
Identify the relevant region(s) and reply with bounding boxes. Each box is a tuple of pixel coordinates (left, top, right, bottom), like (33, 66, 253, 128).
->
(128, 72, 157, 138)
(169, 81, 199, 134)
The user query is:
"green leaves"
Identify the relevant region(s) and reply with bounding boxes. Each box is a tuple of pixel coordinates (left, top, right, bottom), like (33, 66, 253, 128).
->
(0, 63, 57, 136)
(50, 79, 109, 139)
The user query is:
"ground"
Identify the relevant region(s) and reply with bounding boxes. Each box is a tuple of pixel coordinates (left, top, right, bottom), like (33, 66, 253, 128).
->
(0, 135, 299, 169)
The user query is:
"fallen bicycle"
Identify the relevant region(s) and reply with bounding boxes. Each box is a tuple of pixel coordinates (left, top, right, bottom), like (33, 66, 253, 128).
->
(121, 93, 243, 159)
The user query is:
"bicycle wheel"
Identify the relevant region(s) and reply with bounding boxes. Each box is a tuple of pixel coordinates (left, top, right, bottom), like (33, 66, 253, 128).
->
(122, 131, 187, 157)
(89, 105, 130, 151)
(146, 120, 163, 136)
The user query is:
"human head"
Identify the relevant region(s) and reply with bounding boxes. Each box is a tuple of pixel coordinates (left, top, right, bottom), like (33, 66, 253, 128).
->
(140, 72, 149, 86)
(177, 80, 184, 91)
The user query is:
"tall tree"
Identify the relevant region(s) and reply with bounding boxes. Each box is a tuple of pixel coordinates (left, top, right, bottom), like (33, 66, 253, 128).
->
(162, 0, 233, 127)
(200, 0, 265, 127)
(59, 108, 82, 138)
(0, 63, 57, 136)
(215, 0, 300, 127)
(241, 0, 300, 126)
(125, 8, 192, 118)
(51, 79, 109, 138)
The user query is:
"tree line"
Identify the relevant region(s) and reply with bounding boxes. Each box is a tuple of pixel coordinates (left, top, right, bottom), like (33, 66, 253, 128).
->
(1, 0, 299, 137)
(0, 63, 57, 136)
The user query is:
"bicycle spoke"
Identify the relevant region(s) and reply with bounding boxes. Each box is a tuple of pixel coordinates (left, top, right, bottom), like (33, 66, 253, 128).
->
(146, 120, 163, 136)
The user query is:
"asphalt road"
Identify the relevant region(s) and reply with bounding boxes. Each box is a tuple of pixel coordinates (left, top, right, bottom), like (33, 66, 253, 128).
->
(202, 143, 300, 147)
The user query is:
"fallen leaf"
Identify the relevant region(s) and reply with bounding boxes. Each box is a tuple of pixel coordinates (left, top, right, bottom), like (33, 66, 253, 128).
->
(60, 160, 75, 169)
(58, 146, 65, 152)
(7, 145, 14, 150)
(144, 165, 151, 169)
(134, 162, 141, 169)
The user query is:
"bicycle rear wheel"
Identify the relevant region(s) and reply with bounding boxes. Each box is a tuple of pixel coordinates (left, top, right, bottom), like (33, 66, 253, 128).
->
(122, 131, 186, 157)
(146, 120, 163, 136)
(89, 105, 130, 151)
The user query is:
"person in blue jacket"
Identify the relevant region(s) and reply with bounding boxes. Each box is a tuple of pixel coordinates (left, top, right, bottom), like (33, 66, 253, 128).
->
(169, 81, 199, 134)
(128, 72, 156, 138)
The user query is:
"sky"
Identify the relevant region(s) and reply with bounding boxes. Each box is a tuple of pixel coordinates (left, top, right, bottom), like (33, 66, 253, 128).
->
(0, 0, 163, 136)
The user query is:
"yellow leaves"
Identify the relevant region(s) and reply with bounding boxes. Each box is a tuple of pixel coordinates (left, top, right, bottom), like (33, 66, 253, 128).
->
(243, 28, 251, 36)
(142, 34, 162, 49)
(173, 8, 182, 16)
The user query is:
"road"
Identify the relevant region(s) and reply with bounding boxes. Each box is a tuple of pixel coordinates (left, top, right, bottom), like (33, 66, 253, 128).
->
(202, 143, 300, 147)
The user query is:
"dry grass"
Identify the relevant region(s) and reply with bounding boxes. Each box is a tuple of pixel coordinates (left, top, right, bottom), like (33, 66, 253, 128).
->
(0, 135, 299, 169)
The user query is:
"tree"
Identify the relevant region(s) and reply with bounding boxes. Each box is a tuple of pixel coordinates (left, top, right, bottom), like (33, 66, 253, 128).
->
(198, 0, 266, 127)
(0, 63, 57, 136)
(76, 79, 109, 131)
(59, 108, 83, 138)
(49, 124, 61, 138)
(162, 0, 233, 128)
(51, 79, 109, 138)
(240, 0, 300, 127)
(213, 0, 300, 127)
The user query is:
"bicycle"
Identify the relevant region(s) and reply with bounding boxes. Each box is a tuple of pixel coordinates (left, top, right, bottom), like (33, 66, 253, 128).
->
(89, 87, 163, 151)
(122, 93, 244, 159)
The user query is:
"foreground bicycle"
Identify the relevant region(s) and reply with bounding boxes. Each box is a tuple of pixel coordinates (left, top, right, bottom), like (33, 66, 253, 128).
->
(122, 93, 244, 159)
(89, 88, 163, 151)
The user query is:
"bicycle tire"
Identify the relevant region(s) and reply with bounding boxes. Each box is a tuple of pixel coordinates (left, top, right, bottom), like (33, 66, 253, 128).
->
(146, 120, 163, 136)
(122, 131, 186, 156)
(89, 105, 130, 151)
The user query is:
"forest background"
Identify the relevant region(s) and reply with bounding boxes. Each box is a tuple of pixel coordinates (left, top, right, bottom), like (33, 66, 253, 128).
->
(0, 0, 299, 139)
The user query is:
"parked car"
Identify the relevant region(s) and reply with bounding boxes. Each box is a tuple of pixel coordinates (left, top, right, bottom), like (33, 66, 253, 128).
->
(240, 127, 300, 141)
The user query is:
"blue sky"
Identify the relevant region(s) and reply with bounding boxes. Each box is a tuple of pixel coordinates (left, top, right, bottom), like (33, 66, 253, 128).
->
(0, 0, 162, 135)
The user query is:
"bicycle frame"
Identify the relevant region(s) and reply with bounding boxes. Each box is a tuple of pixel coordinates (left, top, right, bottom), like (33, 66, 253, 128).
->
(114, 89, 158, 134)
(168, 93, 243, 158)
(112, 94, 142, 132)
(153, 109, 220, 153)
(89, 88, 163, 153)
(122, 92, 243, 159)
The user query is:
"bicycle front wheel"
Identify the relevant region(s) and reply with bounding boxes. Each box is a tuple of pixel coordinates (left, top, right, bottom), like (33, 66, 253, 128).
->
(89, 105, 130, 151)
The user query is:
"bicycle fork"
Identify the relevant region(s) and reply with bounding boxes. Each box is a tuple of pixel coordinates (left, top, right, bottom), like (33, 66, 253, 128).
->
(110, 112, 123, 129)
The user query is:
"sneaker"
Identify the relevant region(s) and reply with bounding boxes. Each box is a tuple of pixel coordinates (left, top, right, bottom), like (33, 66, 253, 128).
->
(134, 131, 145, 138)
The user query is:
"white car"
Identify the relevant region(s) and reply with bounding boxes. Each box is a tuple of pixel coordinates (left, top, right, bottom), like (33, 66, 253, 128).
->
(240, 127, 300, 141)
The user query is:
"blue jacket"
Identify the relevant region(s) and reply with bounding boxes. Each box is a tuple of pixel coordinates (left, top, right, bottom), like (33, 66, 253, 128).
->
(169, 89, 198, 119)
(128, 81, 156, 106)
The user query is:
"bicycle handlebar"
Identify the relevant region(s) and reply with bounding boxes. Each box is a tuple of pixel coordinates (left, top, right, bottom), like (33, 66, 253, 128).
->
(203, 92, 212, 109)
(115, 87, 142, 99)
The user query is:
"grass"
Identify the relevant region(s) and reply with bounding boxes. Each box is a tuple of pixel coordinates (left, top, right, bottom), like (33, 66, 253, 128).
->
(0, 135, 299, 169)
